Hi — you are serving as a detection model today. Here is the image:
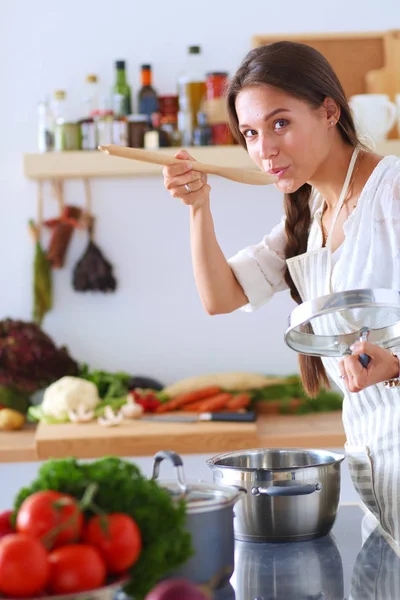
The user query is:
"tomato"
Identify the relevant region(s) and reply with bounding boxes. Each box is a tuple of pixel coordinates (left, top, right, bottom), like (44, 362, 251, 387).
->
(0, 510, 14, 539)
(0, 533, 50, 597)
(130, 389, 161, 412)
(48, 544, 106, 595)
(16, 490, 83, 549)
(83, 513, 142, 573)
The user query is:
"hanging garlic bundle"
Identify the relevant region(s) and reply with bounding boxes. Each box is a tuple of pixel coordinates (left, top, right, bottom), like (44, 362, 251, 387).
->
(72, 179, 117, 293)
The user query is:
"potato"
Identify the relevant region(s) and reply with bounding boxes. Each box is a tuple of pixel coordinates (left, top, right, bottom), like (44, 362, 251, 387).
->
(0, 408, 25, 431)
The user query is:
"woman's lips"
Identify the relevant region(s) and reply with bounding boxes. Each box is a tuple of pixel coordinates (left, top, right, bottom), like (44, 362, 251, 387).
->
(268, 166, 289, 179)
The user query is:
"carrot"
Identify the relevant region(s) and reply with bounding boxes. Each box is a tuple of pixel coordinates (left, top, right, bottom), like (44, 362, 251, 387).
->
(184, 400, 209, 412)
(226, 393, 251, 410)
(155, 386, 222, 413)
(196, 392, 233, 412)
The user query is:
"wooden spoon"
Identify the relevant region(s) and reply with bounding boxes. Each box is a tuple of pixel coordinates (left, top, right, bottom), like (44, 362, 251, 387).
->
(98, 144, 277, 186)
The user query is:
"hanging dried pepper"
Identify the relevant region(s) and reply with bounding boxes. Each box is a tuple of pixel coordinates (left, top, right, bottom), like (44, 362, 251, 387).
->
(29, 182, 52, 326)
(44, 180, 82, 268)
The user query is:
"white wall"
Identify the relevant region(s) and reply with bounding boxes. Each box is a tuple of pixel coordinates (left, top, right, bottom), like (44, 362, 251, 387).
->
(1, 1, 399, 383)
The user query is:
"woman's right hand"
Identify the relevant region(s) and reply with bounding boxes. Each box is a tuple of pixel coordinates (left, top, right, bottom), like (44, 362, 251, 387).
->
(162, 149, 211, 208)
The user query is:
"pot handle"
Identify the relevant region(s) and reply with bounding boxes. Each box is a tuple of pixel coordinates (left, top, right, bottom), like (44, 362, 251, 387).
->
(151, 450, 188, 494)
(251, 482, 322, 497)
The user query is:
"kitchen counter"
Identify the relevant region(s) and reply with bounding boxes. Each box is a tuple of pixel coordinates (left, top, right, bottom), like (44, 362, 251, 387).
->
(214, 503, 400, 599)
(0, 412, 346, 463)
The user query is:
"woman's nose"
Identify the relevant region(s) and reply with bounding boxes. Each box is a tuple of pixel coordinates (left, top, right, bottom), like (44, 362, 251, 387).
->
(259, 135, 278, 161)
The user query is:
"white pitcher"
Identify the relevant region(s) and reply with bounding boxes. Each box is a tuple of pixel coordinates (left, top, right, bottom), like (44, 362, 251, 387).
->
(349, 94, 397, 145)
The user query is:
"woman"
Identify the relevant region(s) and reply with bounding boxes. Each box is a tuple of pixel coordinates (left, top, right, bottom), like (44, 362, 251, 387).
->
(163, 41, 400, 541)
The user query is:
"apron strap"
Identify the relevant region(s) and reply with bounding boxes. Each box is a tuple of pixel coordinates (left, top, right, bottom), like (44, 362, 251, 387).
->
(325, 147, 360, 292)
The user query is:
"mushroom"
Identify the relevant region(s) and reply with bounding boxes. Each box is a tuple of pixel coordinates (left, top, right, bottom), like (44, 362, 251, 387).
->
(120, 396, 144, 419)
(68, 405, 95, 423)
(98, 406, 123, 427)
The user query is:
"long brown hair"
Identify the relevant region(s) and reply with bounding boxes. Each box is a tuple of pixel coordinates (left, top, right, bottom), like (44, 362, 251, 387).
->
(226, 41, 361, 397)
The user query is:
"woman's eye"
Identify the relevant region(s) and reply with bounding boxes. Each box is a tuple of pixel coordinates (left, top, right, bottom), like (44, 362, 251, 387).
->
(243, 129, 257, 139)
(273, 119, 289, 131)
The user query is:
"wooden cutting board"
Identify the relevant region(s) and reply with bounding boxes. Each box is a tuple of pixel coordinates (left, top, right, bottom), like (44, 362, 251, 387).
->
(34, 415, 258, 460)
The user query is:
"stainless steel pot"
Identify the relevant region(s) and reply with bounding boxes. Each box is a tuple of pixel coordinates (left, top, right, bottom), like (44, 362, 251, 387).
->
(232, 532, 344, 599)
(206, 448, 345, 542)
(151, 450, 244, 585)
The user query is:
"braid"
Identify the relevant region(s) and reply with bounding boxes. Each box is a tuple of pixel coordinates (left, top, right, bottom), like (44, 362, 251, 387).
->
(284, 184, 330, 397)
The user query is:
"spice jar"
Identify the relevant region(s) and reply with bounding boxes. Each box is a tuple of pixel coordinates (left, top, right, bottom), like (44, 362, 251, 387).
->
(204, 72, 232, 145)
(95, 110, 113, 146)
(128, 114, 148, 148)
(158, 95, 179, 117)
(206, 72, 229, 100)
(160, 115, 182, 147)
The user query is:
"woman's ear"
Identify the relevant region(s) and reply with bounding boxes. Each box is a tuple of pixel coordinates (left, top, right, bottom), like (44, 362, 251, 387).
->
(322, 97, 341, 126)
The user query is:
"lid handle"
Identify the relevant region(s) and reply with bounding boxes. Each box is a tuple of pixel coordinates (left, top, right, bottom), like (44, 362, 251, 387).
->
(151, 450, 188, 494)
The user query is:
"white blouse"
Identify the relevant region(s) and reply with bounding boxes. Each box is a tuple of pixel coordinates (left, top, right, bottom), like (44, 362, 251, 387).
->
(228, 155, 400, 312)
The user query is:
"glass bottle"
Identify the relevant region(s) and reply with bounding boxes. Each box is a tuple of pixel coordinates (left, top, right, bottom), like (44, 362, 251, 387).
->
(79, 75, 99, 151)
(138, 64, 159, 125)
(113, 60, 132, 116)
(193, 112, 212, 146)
(53, 90, 80, 151)
(96, 96, 114, 146)
(178, 45, 206, 136)
(37, 96, 54, 152)
(83, 74, 100, 115)
(112, 94, 129, 146)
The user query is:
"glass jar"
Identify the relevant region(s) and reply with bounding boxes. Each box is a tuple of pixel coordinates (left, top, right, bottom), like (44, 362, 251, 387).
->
(161, 115, 182, 147)
(158, 95, 179, 117)
(95, 110, 113, 146)
(54, 122, 80, 151)
(211, 123, 233, 146)
(128, 114, 148, 148)
(206, 72, 229, 100)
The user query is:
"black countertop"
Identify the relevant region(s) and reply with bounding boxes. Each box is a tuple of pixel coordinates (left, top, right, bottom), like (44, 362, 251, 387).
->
(215, 504, 400, 600)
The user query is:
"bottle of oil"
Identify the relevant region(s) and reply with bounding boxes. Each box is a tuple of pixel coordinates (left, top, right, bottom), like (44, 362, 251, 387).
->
(138, 65, 159, 125)
(113, 60, 132, 116)
(178, 46, 206, 145)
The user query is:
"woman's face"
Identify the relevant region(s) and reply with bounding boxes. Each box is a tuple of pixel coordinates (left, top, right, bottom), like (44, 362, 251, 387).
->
(235, 85, 334, 193)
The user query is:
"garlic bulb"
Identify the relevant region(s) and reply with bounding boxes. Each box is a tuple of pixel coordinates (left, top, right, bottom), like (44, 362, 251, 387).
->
(120, 396, 144, 419)
(68, 405, 95, 423)
(98, 406, 123, 427)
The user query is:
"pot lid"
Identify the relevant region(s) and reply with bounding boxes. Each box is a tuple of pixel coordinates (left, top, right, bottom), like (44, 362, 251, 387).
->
(160, 480, 242, 514)
(284, 288, 400, 358)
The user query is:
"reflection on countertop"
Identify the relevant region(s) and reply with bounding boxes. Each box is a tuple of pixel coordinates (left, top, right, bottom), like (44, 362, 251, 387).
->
(215, 504, 400, 600)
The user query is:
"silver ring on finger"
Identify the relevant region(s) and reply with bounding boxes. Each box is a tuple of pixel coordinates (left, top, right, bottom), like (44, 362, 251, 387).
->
(184, 183, 192, 193)
(340, 374, 347, 379)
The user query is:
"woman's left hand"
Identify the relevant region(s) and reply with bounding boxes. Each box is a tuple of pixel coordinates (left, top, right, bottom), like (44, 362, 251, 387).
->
(339, 341, 399, 392)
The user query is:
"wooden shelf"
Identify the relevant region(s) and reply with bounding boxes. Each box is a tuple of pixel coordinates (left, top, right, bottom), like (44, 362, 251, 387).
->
(23, 146, 255, 180)
(23, 141, 400, 180)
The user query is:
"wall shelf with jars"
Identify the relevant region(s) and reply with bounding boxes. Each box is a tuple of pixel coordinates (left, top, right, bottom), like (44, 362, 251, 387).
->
(23, 145, 256, 180)
(23, 140, 400, 181)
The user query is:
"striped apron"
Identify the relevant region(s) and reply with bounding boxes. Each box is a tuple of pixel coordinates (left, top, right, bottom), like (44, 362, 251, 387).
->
(287, 148, 400, 544)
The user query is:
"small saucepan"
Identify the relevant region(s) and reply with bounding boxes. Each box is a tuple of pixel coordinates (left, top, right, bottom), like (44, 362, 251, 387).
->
(151, 450, 245, 585)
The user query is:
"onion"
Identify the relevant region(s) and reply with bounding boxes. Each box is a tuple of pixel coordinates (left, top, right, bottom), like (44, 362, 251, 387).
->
(145, 578, 210, 600)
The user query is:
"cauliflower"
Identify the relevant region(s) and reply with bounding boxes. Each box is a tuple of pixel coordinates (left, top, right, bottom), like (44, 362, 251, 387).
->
(41, 376, 100, 420)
